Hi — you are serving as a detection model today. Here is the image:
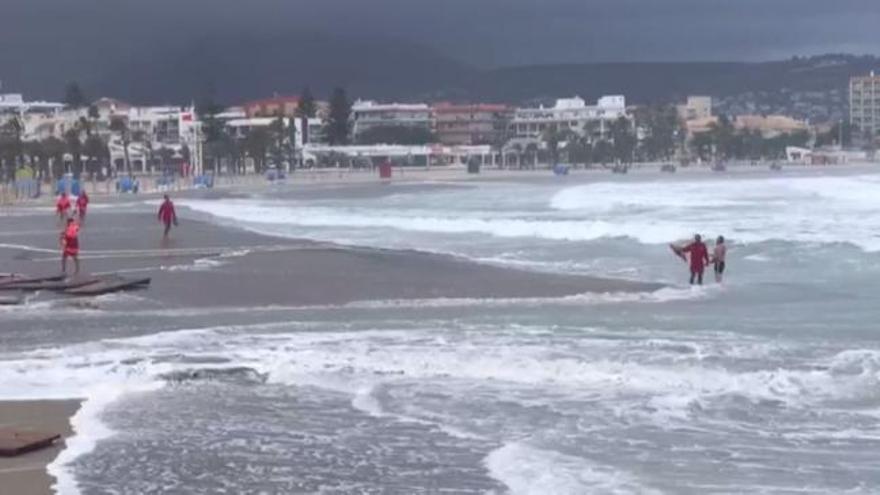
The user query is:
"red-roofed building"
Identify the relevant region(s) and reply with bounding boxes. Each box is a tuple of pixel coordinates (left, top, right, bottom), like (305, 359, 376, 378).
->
(243, 95, 300, 118)
(433, 103, 511, 145)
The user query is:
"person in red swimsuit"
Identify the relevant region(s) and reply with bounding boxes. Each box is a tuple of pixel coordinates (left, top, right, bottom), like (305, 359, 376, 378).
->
(60, 217, 81, 275)
(158, 194, 178, 238)
(681, 234, 710, 285)
(76, 190, 90, 221)
(56, 192, 71, 221)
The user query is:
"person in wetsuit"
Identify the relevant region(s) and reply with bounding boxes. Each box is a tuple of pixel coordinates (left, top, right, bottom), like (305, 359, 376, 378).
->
(713, 235, 727, 283)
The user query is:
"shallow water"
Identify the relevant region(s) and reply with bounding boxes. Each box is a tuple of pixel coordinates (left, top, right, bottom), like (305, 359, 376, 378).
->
(3, 170, 880, 494)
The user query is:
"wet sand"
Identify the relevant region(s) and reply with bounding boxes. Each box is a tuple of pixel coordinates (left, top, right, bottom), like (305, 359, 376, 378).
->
(0, 203, 661, 309)
(0, 400, 81, 495)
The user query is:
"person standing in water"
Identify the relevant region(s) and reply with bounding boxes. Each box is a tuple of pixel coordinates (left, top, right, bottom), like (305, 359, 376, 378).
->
(681, 234, 710, 285)
(158, 194, 178, 238)
(713, 236, 727, 283)
(60, 217, 80, 276)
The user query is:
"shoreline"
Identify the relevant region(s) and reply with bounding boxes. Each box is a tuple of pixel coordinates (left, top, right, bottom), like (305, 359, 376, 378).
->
(2, 161, 877, 209)
(0, 400, 82, 495)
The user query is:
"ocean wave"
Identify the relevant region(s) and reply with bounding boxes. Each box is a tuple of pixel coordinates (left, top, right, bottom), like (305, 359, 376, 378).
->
(485, 442, 660, 495)
(181, 173, 880, 251)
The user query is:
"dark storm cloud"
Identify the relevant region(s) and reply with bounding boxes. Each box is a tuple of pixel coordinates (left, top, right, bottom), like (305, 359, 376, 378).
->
(2, 0, 877, 65)
(0, 0, 877, 98)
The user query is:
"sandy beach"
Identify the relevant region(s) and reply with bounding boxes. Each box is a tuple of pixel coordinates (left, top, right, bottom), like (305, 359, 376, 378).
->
(0, 400, 81, 495)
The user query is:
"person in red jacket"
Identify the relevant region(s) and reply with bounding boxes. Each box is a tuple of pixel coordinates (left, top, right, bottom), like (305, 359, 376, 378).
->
(681, 234, 710, 285)
(76, 190, 90, 221)
(60, 217, 80, 275)
(158, 194, 178, 238)
(56, 192, 71, 221)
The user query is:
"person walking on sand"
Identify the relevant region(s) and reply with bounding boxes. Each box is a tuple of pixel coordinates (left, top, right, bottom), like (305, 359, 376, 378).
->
(712, 235, 727, 283)
(158, 194, 178, 238)
(60, 217, 80, 276)
(76, 190, 89, 222)
(681, 234, 710, 285)
(56, 192, 71, 221)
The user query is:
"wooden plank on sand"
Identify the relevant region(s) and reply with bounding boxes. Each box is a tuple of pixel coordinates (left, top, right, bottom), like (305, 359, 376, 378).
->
(0, 429, 61, 457)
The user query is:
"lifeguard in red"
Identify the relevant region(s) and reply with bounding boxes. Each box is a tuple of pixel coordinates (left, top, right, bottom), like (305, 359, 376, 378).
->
(56, 193, 71, 219)
(158, 194, 178, 238)
(76, 191, 90, 220)
(60, 217, 81, 275)
(681, 234, 710, 285)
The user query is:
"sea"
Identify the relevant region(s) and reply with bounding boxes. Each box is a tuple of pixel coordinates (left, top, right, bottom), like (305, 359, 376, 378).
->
(2, 168, 880, 494)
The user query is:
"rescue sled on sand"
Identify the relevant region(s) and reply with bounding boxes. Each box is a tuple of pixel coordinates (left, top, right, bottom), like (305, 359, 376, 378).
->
(64, 275, 151, 296)
(0, 276, 101, 291)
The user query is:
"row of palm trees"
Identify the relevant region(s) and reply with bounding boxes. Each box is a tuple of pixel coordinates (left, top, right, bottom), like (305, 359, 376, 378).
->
(203, 116, 296, 174)
(0, 113, 186, 183)
(0, 115, 107, 182)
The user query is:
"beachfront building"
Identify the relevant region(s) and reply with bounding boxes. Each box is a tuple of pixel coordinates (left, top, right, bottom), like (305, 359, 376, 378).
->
(243, 96, 301, 118)
(733, 114, 809, 139)
(850, 72, 880, 137)
(677, 96, 712, 121)
(433, 103, 511, 146)
(0, 93, 65, 117)
(127, 106, 196, 146)
(302, 143, 496, 168)
(107, 105, 201, 174)
(509, 96, 627, 141)
(225, 116, 321, 147)
(351, 101, 433, 142)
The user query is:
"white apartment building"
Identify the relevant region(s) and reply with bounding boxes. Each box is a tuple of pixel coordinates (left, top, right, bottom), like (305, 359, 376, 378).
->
(510, 96, 627, 140)
(224, 117, 322, 148)
(0, 93, 64, 116)
(351, 101, 432, 140)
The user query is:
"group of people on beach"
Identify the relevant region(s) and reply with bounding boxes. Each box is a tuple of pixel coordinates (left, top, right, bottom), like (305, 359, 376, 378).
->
(54, 192, 178, 276)
(673, 234, 727, 285)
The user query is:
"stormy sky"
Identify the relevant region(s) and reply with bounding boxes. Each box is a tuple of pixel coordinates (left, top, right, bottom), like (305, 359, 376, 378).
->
(3, 0, 878, 64)
(0, 0, 877, 100)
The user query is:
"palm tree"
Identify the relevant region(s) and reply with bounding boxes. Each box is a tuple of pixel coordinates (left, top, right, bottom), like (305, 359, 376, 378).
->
(609, 116, 636, 166)
(0, 117, 24, 182)
(64, 128, 83, 178)
(42, 137, 66, 180)
(109, 117, 131, 175)
(23, 140, 45, 180)
(83, 134, 109, 180)
(525, 142, 539, 169)
(244, 127, 272, 173)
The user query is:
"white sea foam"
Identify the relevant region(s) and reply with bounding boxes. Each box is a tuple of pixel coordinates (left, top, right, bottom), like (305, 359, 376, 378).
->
(485, 442, 660, 495)
(1, 314, 877, 492)
(549, 174, 880, 251)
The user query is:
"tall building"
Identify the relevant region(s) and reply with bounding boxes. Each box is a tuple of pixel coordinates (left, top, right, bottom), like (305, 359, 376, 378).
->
(433, 103, 511, 145)
(850, 72, 880, 137)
